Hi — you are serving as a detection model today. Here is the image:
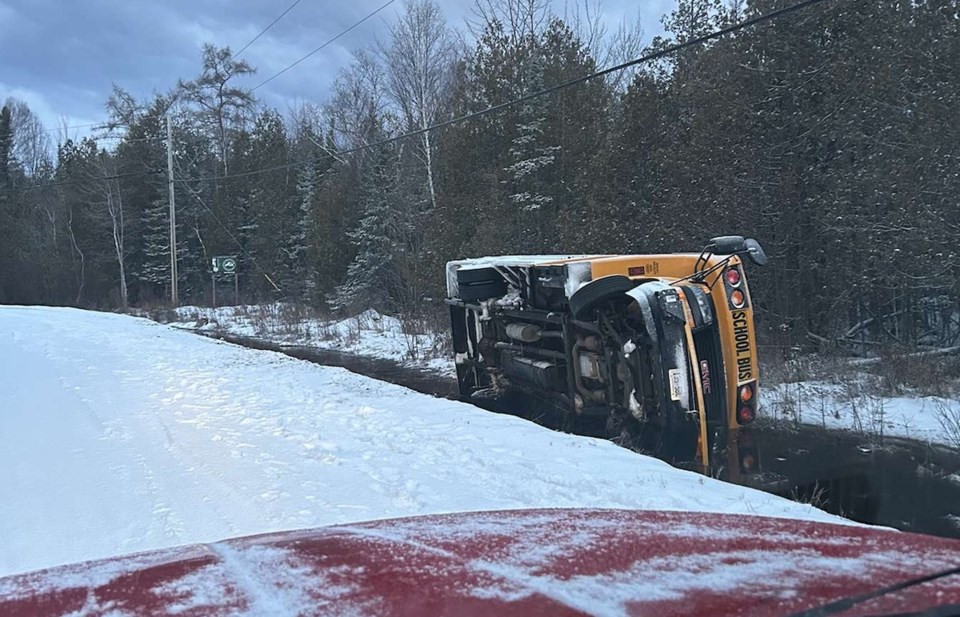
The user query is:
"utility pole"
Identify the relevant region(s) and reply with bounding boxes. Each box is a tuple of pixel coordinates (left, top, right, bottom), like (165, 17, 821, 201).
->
(166, 114, 179, 306)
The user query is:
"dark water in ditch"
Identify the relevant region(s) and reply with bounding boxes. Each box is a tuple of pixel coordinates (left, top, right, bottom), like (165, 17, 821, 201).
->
(207, 332, 960, 539)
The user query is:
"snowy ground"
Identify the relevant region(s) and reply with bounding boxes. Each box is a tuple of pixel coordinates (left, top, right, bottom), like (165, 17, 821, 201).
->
(761, 380, 959, 448)
(163, 304, 453, 374)
(0, 306, 843, 578)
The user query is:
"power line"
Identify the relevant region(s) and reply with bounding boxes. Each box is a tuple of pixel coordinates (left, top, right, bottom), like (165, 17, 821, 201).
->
(90, 135, 166, 144)
(233, 0, 304, 59)
(251, 0, 398, 92)
(199, 0, 831, 184)
(37, 122, 159, 138)
(6, 169, 164, 193)
(40, 131, 163, 144)
(39, 122, 111, 135)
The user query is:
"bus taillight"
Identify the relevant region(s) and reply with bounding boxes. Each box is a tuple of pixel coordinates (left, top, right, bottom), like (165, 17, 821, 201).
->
(737, 381, 757, 424)
(730, 289, 746, 308)
(725, 267, 741, 287)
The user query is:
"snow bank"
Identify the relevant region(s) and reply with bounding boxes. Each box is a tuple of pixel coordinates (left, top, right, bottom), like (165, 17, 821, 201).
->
(167, 304, 452, 374)
(0, 306, 843, 577)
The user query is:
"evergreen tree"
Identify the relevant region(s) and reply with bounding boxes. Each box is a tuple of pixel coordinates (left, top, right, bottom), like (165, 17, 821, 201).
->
(331, 129, 399, 312)
(242, 110, 292, 300)
(288, 161, 315, 300)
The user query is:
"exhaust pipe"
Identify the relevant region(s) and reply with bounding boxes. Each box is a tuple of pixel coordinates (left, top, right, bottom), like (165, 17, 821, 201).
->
(505, 322, 542, 343)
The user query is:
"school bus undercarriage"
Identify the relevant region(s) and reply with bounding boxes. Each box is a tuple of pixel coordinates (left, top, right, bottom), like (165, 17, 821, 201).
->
(445, 236, 768, 477)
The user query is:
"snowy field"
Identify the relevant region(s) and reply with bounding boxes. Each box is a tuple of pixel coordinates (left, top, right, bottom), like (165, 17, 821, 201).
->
(0, 306, 843, 578)
(165, 304, 452, 374)
(761, 380, 959, 448)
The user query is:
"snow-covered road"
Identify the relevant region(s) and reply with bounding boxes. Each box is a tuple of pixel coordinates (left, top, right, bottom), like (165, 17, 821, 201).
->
(0, 307, 841, 577)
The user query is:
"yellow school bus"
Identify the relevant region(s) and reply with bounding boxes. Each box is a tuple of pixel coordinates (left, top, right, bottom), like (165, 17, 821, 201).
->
(445, 236, 767, 476)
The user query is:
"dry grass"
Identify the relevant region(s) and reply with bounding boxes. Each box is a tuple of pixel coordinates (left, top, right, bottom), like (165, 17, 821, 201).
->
(937, 401, 960, 450)
(397, 306, 453, 362)
(761, 344, 960, 399)
(873, 349, 960, 398)
(133, 301, 456, 367)
(789, 481, 830, 510)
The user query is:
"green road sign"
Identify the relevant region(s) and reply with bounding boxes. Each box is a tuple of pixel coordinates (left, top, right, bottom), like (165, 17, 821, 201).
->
(212, 256, 237, 274)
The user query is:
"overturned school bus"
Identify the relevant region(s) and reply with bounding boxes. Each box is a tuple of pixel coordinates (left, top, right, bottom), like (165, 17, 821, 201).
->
(445, 236, 768, 477)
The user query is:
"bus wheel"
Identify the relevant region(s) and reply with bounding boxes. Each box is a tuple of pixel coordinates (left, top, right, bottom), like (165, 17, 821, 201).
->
(569, 275, 637, 320)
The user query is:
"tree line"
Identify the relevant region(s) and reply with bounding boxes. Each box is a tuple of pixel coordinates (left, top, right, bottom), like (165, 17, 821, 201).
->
(0, 0, 957, 350)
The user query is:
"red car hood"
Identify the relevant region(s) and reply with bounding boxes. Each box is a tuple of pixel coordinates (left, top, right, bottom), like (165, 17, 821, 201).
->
(1, 509, 957, 616)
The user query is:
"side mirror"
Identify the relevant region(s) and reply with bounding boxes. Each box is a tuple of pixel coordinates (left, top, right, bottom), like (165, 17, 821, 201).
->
(708, 235, 746, 255)
(744, 238, 768, 266)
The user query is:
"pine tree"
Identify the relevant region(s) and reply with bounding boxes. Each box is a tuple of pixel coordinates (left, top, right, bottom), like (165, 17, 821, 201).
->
(308, 135, 355, 300)
(331, 132, 399, 312)
(139, 194, 173, 289)
(240, 110, 292, 301)
(505, 58, 557, 214)
(134, 116, 189, 302)
(503, 34, 561, 253)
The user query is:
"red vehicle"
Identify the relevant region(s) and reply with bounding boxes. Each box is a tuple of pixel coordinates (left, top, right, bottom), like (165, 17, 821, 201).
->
(2, 509, 958, 617)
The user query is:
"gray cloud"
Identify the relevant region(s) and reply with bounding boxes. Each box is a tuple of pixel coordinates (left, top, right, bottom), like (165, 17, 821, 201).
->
(0, 0, 672, 139)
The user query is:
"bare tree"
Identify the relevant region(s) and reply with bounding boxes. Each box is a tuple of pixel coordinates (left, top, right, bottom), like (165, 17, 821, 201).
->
(61, 191, 85, 305)
(382, 0, 456, 212)
(101, 164, 128, 308)
(4, 98, 52, 176)
(563, 1, 644, 91)
(600, 11, 645, 91)
(289, 102, 345, 164)
(72, 150, 130, 308)
(105, 86, 143, 128)
(179, 44, 256, 175)
(327, 50, 390, 151)
(469, 0, 550, 43)
(564, 0, 606, 54)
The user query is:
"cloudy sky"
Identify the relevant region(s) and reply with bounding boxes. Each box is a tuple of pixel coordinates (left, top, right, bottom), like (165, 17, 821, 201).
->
(0, 0, 672, 139)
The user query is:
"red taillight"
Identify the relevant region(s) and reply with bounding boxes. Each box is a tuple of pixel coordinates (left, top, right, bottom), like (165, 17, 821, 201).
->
(739, 384, 753, 403)
(725, 268, 741, 287)
(730, 289, 746, 308)
(738, 406, 755, 424)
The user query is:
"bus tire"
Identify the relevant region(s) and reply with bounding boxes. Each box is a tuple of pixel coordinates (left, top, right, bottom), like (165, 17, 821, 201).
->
(569, 275, 637, 320)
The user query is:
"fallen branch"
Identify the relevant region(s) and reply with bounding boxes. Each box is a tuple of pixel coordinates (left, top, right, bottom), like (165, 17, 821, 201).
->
(844, 309, 909, 339)
(847, 345, 960, 367)
(806, 331, 832, 345)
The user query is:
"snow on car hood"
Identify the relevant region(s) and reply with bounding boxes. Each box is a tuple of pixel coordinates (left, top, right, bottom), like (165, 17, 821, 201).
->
(2, 508, 958, 617)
